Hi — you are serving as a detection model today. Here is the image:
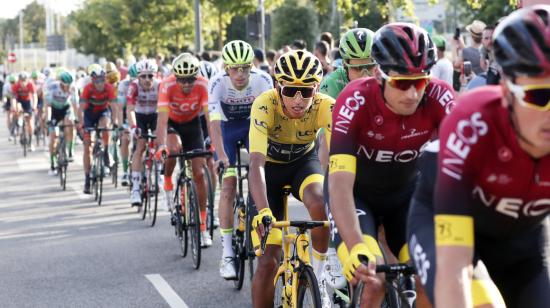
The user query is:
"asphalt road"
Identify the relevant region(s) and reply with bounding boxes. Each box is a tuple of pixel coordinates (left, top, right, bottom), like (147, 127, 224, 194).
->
(0, 118, 310, 308)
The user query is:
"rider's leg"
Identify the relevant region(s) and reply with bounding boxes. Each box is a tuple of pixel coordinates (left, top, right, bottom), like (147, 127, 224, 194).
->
(191, 157, 208, 231)
(131, 138, 146, 191)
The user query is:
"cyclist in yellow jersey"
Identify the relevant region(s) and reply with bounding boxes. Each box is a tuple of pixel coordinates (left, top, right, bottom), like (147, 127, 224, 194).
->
(249, 50, 334, 308)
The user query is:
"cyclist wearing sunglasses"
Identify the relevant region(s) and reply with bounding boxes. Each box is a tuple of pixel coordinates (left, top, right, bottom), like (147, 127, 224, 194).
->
(320, 28, 376, 99)
(155, 53, 213, 247)
(327, 22, 456, 305)
(79, 64, 117, 194)
(12, 71, 37, 151)
(116, 63, 138, 187)
(432, 6, 550, 308)
(127, 59, 160, 206)
(249, 49, 334, 307)
(45, 71, 78, 175)
(208, 40, 273, 280)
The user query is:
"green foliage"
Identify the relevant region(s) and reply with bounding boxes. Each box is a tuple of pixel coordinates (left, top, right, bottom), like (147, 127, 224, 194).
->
(457, 0, 516, 27)
(271, 0, 319, 50)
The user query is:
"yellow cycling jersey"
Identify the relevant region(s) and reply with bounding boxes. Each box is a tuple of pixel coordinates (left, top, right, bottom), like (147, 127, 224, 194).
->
(249, 89, 334, 163)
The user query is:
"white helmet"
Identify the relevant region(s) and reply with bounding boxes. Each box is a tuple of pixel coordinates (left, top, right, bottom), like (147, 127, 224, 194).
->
(172, 53, 200, 77)
(136, 59, 158, 75)
(199, 61, 219, 80)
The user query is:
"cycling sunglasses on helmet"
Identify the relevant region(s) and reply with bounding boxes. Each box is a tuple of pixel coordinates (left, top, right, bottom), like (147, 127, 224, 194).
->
(279, 84, 316, 98)
(507, 81, 550, 112)
(380, 70, 431, 91)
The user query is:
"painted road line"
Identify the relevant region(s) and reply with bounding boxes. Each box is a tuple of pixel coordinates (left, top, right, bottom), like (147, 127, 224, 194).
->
(145, 274, 189, 308)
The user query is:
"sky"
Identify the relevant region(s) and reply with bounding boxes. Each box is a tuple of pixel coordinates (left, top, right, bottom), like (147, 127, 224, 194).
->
(0, 0, 83, 19)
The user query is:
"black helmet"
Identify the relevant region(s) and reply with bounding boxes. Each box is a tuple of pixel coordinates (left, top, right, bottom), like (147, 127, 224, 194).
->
(493, 5, 550, 78)
(372, 22, 436, 74)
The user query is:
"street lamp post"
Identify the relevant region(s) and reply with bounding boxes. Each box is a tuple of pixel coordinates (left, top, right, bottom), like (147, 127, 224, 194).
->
(194, 0, 202, 53)
(259, 0, 265, 52)
(19, 12, 24, 71)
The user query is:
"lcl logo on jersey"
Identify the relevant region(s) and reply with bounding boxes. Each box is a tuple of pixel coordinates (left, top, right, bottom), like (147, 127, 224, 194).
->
(473, 186, 550, 218)
(296, 130, 315, 141)
(442, 112, 488, 180)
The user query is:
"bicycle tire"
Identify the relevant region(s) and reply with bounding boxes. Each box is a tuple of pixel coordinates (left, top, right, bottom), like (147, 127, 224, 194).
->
(176, 184, 188, 258)
(58, 140, 67, 191)
(246, 196, 256, 282)
(146, 165, 153, 223)
(21, 120, 27, 157)
(151, 161, 159, 227)
(232, 202, 245, 290)
(297, 265, 322, 308)
(203, 165, 215, 238)
(97, 151, 104, 206)
(141, 179, 148, 221)
(93, 157, 99, 201)
(187, 180, 201, 269)
(111, 135, 119, 188)
(274, 271, 286, 308)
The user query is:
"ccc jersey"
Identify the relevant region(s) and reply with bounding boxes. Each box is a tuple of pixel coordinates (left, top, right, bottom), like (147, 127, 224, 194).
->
(329, 77, 455, 192)
(157, 75, 208, 124)
(435, 86, 550, 239)
(249, 89, 334, 163)
(80, 82, 116, 113)
(208, 68, 273, 122)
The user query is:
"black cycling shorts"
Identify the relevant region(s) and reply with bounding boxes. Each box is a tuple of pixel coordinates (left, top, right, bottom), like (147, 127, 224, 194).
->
(18, 100, 32, 115)
(265, 149, 323, 221)
(136, 113, 157, 136)
(168, 116, 204, 152)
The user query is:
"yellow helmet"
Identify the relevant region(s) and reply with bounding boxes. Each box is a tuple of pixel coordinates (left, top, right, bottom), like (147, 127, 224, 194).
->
(105, 62, 118, 74)
(274, 50, 323, 85)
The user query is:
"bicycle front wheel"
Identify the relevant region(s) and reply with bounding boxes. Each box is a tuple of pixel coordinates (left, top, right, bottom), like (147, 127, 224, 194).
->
(203, 165, 215, 238)
(97, 153, 104, 206)
(297, 266, 322, 308)
(151, 161, 159, 227)
(187, 180, 201, 269)
(232, 202, 245, 290)
(246, 196, 256, 282)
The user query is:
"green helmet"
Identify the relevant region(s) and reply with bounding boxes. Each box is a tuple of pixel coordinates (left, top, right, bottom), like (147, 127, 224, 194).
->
(339, 28, 375, 60)
(8, 74, 16, 83)
(58, 71, 74, 85)
(222, 40, 254, 65)
(128, 63, 138, 78)
(31, 71, 39, 79)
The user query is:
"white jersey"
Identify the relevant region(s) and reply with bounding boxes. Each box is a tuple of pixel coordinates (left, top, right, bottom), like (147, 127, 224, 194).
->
(2, 82, 13, 100)
(117, 78, 131, 105)
(208, 68, 273, 122)
(126, 79, 160, 115)
(44, 81, 79, 109)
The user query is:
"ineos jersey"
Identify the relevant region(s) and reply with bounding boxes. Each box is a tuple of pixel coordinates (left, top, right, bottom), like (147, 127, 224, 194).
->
(126, 79, 160, 115)
(329, 77, 455, 192)
(208, 68, 273, 122)
(435, 86, 550, 238)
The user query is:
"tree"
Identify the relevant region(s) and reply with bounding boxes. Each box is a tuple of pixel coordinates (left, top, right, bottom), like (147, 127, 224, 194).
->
(271, 0, 319, 50)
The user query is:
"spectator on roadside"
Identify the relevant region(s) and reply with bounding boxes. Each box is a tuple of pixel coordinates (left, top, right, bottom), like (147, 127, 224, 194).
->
(266, 49, 276, 69)
(116, 58, 128, 80)
(314, 41, 332, 76)
(480, 26, 500, 85)
(253, 48, 271, 74)
(430, 35, 454, 86)
(291, 39, 307, 50)
(330, 48, 343, 69)
(320, 32, 334, 50)
(201, 51, 212, 62)
(462, 20, 486, 75)
(155, 53, 170, 78)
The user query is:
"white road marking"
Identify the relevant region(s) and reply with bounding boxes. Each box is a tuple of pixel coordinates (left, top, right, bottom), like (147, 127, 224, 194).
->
(145, 274, 189, 308)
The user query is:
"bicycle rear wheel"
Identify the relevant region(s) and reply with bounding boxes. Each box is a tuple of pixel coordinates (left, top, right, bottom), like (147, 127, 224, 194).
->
(97, 152, 104, 206)
(297, 266, 322, 308)
(187, 180, 201, 269)
(58, 140, 68, 190)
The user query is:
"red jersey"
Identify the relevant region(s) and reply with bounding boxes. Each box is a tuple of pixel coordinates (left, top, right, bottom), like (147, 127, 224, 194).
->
(12, 81, 35, 102)
(80, 82, 116, 113)
(435, 86, 550, 237)
(330, 77, 455, 191)
(157, 75, 208, 123)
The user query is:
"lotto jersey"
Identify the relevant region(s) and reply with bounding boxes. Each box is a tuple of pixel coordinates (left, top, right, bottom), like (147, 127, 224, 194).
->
(249, 89, 334, 163)
(12, 81, 35, 101)
(208, 68, 273, 122)
(80, 82, 116, 113)
(435, 86, 550, 238)
(126, 79, 160, 115)
(157, 75, 208, 123)
(320, 66, 349, 99)
(329, 77, 455, 191)
(45, 81, 78, 109)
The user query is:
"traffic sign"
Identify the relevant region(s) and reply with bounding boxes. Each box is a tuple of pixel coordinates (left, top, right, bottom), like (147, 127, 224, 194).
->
(7, 52, 16, 63)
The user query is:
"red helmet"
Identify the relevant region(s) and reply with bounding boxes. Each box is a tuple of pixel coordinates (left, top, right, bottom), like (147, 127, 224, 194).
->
(372, 22, 436, 74)
(493, 5, 550, 78)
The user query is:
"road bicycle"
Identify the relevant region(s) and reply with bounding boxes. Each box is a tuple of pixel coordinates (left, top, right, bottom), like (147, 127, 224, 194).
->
(139, 130, 160, 227)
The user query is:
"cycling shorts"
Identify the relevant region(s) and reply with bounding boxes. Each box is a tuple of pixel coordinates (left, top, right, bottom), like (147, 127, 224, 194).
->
(84, 109, 111, 130)
(325, 176, 415, 264)
(200, 114, 209, 139)
(37, 97, 44, 109)
(168, 116, 204, 152)
(136, 113, 157, 136)
(3, 100, 11, 111)
(221, 119, 249, 165)
(49, 106, 73, 133)
(18, 100, 33, 115)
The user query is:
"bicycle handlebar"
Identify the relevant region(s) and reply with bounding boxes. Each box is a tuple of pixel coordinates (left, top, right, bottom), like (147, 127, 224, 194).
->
(167, 150, 212, 160)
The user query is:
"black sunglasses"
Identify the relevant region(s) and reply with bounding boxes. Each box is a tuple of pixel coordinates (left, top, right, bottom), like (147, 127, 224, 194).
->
(139, 74, 154, 79)
(280, 85, 316, 98)
(176, 76, 197, 84)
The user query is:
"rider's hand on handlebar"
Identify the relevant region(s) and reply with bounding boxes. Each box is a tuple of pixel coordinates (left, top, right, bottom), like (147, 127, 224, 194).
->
(252, 208, 275, 238)
(155, 145, 169, 161)
(216, 154, 230, 172)
(130, 125, 141, 139)
(343, 243, 377, 283)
